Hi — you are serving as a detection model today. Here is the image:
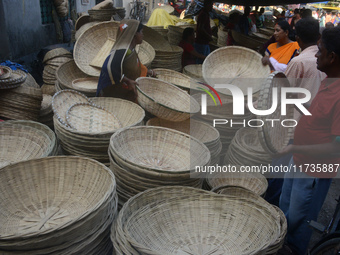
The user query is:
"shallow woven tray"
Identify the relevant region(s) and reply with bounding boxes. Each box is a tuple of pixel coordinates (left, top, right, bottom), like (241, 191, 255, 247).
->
(153, 68, 201, 91)
(75, 21, 101, 41)
(146, 117, 220, 145)
(135, 40, 155, 68)
(72, 77, 98, 93)
(66, 103, 122, 133)
(114, 186, 281, 255)
(43, 48, 72, 63)
(0, 156, 116, 251)
(0, 122, 55, 168)
(207, 170, 268, 197)
(0, 66, 12, 79)
(52, 90, 92, 126)
(183, 64, 203, 81)
(202, 46, 270, 96)
(56, 60, 89, 89)
(109, 126, 210, 173)
(74, 21, 120, 76)
(257, 72, 294, 154)
(0, 70, 27, 89)
(136, 77, 200, 122)
(142, 25, 172, 51)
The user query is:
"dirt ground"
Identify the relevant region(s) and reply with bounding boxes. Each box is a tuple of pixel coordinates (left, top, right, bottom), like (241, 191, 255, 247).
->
(308, 178, 340, 251)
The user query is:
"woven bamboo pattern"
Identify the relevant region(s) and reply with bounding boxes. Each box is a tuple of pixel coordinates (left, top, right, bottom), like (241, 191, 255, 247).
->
(112, 186, 281, 255)
(72, 77, 98, 94)
(43, 48, 72, 63)
(223, 127, 272, 167)
(52, 90, 91, 126)
(207, 170, 268, 196)
(74, 21, 120, 76)
(88, 9, 115, 21)
(142, 25, 172, 51)
(167, 25, 184, 46)
(66, 103, 122, 133)
(252, 32, 271, 40)
(149, 26, 168, 40)
(38, 95, 54, 128)
(53, 97, 144, 165)
(153, 68, 201, 91)
(151, 45, 183, 72)
(75, 14, 91, 31)
(0, 66, 12, 79)
(0, 70, 27, 89)
(136, 77, 200, 122)
(232, 30, 265, 50)
(56, 60, 89, 90)
(41, 84, 56, 96)
(75, 21, 101, 41)
(0, 121, 57, 168)
(202, 46, 270, 96)
(110, 126, 210, 173)
(259, 28, 275, 36)
(135, 40, 155, 68)
(146, 118, 221, 165)
(0, 156, 117, 253)
(183, 64, 204, 81)
(257, 72, 294, 154)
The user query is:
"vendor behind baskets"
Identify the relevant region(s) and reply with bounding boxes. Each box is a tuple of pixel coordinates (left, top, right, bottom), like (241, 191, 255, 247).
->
(96, 20, 156, 102)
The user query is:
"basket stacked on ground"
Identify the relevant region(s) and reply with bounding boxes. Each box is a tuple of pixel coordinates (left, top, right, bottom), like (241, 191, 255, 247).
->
(88, 9, 115, 21)
(109, 126, 210, 208)
(151, 45, 183, 71)
(53, 92, 145, 165)
(136, 77, 200, 122)
(211, 186, 287, 254)
(0, 156, 117, 254)
(147, 118, 221, 165)
(142, 25, 172, 51)
(0, 72, 43, 121)
(167, 25, 184, 46)
(111, 186, 283, 255)
(38, 94, 54, 128)
(224, 127, 272, 167)
(183, 64, 204, 82)
(0, 120, 57, 169)
(206, 168, 268, 197)
(42, 48, 73, 87)
(193, 97, 253, 160)
(232, 30, 266, 50)
(0, 66, 27, 90)
(75, 21, 101, 41)
(153, 68, 202, 92)
(202, 46, 270, 99)
(149, 26, 168, 40)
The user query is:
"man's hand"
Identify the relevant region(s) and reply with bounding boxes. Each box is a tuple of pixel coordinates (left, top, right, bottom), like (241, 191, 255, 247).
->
(262, 56, 270, 66)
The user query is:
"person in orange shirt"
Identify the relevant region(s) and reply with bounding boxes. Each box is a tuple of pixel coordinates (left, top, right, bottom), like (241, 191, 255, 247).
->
(261, 20, 300, 72)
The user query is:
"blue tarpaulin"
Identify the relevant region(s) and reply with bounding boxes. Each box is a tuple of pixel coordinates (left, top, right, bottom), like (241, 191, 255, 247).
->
(0, 61, 28, 73)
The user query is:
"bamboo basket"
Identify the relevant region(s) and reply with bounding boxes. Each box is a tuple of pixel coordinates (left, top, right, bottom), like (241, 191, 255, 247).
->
(0, 156, 117, 253)
(74, 21, 120, 76)
(136, 77, 200, 122)
(112, 186, 281, 255)
(202, 46, 270, 97)
(135, 40, 156, 68)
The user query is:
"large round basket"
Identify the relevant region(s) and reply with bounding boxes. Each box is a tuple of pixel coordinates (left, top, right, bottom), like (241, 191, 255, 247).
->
(142, 25, 172, 51)
(183, 64, 203, 81)
(0, 121, 57, 168)
(74, 21, 120, 76)
(257, 71, 294, 154)
(202, 46, 270, 96)
(109, 126, 210, 173)
(136, 77, 200, 122)
(207, 169, 268, 197)
(153, 68, 202, 92)
(0, 156, 117, 253)
(112, 186, 281, 255)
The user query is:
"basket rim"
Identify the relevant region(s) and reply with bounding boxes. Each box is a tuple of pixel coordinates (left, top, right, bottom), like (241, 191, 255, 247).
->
(66, 102, 122, 133)
(0, 156, 116, 239)
(109, 125, 211, 173)
(136, 77, 200, 115)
